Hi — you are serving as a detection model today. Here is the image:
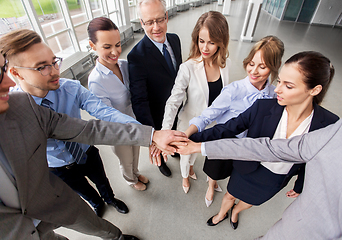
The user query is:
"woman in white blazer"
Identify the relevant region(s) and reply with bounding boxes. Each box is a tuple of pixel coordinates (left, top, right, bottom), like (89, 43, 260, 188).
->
(162, 11, 230, 193)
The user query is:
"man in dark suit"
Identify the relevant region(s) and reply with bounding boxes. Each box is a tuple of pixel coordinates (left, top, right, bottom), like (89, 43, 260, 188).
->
(128, 0, 182, 177)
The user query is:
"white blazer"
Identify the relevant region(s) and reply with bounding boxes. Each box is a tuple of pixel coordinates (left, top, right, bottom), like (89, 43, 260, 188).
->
(162, 57, 231, 131)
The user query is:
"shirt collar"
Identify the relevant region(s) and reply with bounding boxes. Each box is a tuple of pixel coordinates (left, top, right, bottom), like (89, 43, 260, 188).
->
(146, 34, 169, 54)
(95, 58, 122, 76)
(243, 76, 274, 95)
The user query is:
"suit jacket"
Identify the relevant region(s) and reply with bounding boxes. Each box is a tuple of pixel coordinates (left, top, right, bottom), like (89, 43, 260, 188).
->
(162, 57, 230, 131)
(0, 92, 152, 240)
(204, 118, 342, 240)
(128, 33, 182, 130)
(191, 99, 339, 193)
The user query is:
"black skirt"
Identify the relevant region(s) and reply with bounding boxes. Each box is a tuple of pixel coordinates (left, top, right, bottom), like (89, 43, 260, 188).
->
(203, 156, 233, 180)
(227, 165, 287, 206)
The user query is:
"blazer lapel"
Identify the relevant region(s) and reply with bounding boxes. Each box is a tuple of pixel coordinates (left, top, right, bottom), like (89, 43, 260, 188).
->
(144, 35, 174, 76)
(167, 34, 182, 71)
(309, 103, 326, 131)
(0, 116, 29, 210)
(261, 103, 284, 138)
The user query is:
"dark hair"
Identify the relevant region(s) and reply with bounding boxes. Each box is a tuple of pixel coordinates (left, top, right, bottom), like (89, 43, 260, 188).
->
(87, 17, 119, 44)
(285, 51, 334, 105)
(243, 35, 284, 83)
(188, 11, 229, 68)
(0, 29, 42, 66)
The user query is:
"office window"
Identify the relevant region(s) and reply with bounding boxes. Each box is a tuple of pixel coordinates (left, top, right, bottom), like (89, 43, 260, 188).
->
(91, 0, 104, 18)
(67, 0, 89, 25)
(0, 1, 31, 36)
(47, 31, 75, 57)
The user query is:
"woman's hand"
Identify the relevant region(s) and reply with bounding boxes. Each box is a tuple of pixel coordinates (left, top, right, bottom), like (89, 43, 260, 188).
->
(286, 189, 300, 198)
(174, 139, 201, 155)
(184, 124, 199, 138)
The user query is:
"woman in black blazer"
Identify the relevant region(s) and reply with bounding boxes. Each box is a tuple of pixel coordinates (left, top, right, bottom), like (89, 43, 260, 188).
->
(190, 51, 338, 229)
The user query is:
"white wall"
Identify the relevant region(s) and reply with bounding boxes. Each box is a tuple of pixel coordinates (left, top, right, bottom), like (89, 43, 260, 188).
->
(311, 0, 342, 25)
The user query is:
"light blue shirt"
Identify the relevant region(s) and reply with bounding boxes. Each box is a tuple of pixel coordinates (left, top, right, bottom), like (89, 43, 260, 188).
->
(147, 35, 176, 70)
(189, 76, 276, 136)
(88, 59, 135, 118)
(12, 78, 139, 168)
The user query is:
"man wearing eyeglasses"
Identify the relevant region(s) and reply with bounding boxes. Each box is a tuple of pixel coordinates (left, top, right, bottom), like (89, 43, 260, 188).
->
(128, 0, 183, 177)
(0, 51, 187, 239)
(2, 29, 135, 219)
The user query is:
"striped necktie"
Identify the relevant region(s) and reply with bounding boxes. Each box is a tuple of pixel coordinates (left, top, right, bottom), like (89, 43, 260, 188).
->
(41, 98, 87, 164)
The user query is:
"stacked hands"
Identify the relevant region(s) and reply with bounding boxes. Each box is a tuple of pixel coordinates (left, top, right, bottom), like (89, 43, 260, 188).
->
(150, 130, 201, 165)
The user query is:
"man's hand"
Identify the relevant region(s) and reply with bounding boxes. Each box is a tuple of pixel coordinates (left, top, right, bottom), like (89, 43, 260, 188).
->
(152, 130, 188, 153)
(151, 130, 188, 166)
(174, 139, 201, 155)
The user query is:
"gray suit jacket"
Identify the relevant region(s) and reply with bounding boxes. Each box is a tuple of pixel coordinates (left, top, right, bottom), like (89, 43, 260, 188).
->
(0, 92, 152, 240)
(205, 119, 342, 240)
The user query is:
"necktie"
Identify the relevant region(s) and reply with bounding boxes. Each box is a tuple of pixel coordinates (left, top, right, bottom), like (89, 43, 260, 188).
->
(41, 99, 87, 164)
(163, 44, 176, 77)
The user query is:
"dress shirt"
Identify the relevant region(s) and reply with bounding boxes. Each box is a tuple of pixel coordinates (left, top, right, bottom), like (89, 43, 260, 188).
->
(146, 35, 176, 70)
(12, 79, 139, 168)
(88, 59, 135, 118)
(189, 76, 276, 135)
(261, 108, 313, 174)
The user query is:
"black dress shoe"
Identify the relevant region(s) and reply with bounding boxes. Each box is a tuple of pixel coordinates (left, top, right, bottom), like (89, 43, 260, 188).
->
(94, 201, 106, 218)
(230, 204, 239, 230)
(122, 235, 140, 240)
(108, 198, 129, 214)
(206, 213, 228, 226)
(158, 158, 171, 177)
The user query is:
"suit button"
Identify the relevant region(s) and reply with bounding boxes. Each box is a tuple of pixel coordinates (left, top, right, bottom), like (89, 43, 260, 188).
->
(24, 209, 27, 215)
(31, 230, 36, 234)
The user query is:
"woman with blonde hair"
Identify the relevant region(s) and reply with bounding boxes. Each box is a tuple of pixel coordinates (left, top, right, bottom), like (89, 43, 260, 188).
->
(186, 35, 285, 206)
(162, 11, 230, 193)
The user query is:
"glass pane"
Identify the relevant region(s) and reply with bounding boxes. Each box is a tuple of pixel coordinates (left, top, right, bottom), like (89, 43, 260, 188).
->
(109, 12, 121, 27)
(37, 0, 67, 37)
(47, 31, 75, 58)
(283, 0, 303, 21)
(297, 0, 319, 23)
(0, 1, 32, 36)
(272, 0, 280, 16)
(75, 24, 89, 52)
(91, 0, 104, 18)
(107, 0, 117, 12)
(67, 0, 89, 25)
(276, 0, 286, 19)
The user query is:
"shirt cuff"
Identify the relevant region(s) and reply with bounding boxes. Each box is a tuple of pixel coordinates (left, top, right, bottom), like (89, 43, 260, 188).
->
(150, 128, 155, 145)
(201, 143, 207, 156)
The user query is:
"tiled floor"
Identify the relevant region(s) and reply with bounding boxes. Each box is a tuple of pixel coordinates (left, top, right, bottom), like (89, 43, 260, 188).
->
(56, 1, 342, 239)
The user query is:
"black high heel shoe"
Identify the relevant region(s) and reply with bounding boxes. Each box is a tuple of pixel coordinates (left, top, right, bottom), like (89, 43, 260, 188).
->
(207, 213, 229, 226)
(230, 204, 239, 230)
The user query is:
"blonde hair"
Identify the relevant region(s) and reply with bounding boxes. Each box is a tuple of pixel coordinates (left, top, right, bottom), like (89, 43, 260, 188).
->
(243, 35, 284, 83)
(188, 11, 229, 68)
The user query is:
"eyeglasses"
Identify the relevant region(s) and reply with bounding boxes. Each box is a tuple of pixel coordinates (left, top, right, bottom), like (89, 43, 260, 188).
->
(0, 61, 7, 84)
(141, 14, 167, 27)
(14, 57, 63, 76)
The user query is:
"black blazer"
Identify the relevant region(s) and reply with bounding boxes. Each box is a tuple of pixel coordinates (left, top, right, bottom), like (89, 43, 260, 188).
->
(128, 33, 182, 130)
(191, 99, 339, 193)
